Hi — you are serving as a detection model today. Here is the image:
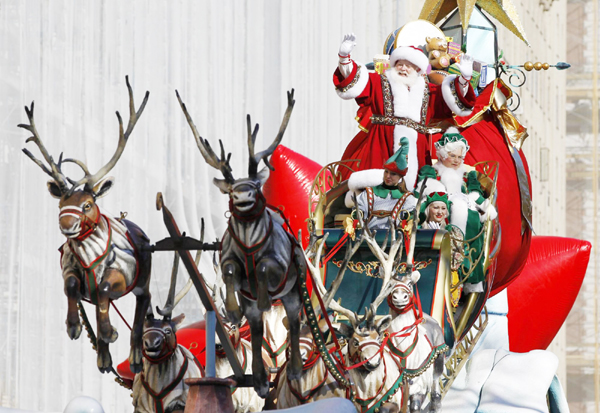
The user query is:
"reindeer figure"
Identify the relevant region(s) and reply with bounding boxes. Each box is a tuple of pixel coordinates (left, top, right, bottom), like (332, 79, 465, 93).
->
(387, 272, 446, 413)
(133, 252, 204, 413)
(307, 226, 405, 413)
(19, 77, 151, 373)
(205, 254, 266, 413)
(176, 89, 304, 397)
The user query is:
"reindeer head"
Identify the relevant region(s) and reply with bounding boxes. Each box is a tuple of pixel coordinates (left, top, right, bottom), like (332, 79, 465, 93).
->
(388, 271, 421, 314)
(176, 89, 295, 217)
(335, 314, 392, 372)
(142, 309, 185, 362)
(19, 76, 149, 240)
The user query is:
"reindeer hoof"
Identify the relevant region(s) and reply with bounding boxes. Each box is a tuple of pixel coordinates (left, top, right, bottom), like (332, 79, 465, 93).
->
(430, 393, 442, 412)
(66, 321, 82, 340)
(129, 347, 143, 373)
(97, 351, 113, 373)
(253, 376, 270, 399)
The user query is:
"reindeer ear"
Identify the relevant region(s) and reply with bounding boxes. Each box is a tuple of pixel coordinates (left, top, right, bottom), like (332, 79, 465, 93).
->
(256, 167, 270, 186)
(213, 178, 232, 194)
(92, 177, 115, 199)
(171, 313, 186, 331)
(375, 315, 392, 335)
(411, 271, 421, 285)
(331, 322, 354, 339)
(47, 180, 63, 199)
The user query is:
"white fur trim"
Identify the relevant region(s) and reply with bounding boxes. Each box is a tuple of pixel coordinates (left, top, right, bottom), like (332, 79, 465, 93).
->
(347, 169, 384, 192)
(441, 75, 473, 117)
(445, 126, 460, 135)
(480, 199, 498, 222)
(417, 178, 446, 196)
(389, 46, 429, 73)
(386, 73, 426, 191)
(393, 126, 418, 191)
(336, 62, 369, 100)
(449, 195, 468, 234)
(345, 191, 355, 208)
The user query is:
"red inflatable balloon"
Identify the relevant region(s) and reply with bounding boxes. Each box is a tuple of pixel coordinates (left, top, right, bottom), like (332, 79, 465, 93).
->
(262, 145, 324, 240)
(507, 236, 591, 352)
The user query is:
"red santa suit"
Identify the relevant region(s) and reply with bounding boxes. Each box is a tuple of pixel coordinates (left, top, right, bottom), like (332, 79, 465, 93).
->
(333, 48, 477, 190)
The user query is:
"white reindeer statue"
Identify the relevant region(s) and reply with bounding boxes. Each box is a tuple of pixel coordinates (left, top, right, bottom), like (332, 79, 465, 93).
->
(387, 271, 447, 412)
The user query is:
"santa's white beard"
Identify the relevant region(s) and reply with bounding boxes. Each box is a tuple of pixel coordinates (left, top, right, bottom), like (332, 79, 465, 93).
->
(387, 69, 420, 87)
(433, 162, 466, 194)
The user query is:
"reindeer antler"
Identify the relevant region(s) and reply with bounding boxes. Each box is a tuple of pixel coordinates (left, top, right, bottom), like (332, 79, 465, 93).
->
(19, 102, 70, 194)
(176, 90, 235, 184)
(66, 76, 149, 193)
(301, 223, 364, 328)
(247, 89, 295, 176)
(353, 194, 405, 317)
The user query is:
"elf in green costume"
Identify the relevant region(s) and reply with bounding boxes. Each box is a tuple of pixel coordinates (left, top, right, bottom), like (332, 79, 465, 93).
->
(415, 128, 496, 293)
(345, 137, 417, 234)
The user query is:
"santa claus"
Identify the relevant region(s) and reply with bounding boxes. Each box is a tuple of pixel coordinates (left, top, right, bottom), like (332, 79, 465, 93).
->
(334, 33, 477, 190)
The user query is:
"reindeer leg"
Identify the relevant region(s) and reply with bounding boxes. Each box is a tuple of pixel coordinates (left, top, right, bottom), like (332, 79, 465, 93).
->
(222, 260, 243, 325)
(64, 273, 82, 340)
(96, 336, 112, 373)
(256, 260, 275, 312)
(96, 270, 127, 344)
(429, 355, 444, 412)
(280, 283, 302, 381)
(244, 300, 269, 398)
(129, 290, 151, 374)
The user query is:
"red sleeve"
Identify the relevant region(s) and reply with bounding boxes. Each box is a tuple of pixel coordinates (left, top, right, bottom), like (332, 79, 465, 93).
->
(454, 77, 476, 108)
(333, 61, 359, 89)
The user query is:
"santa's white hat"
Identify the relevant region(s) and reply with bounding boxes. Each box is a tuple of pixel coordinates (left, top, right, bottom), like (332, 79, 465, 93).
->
(389, 46, 429, 73)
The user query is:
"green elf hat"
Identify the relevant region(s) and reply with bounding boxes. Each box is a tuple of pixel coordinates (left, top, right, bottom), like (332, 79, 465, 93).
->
(384, 136, 409, 176)
(434, 127, 470, 153)
(419, 191, 451, 223)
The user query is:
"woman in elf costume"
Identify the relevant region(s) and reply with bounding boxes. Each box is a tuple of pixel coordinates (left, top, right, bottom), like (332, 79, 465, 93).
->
(415, 128, 496, 294)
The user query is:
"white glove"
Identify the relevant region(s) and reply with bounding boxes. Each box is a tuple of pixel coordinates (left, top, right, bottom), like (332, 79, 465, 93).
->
(479, 198, 498, 222)
(456, 54, 473, 81)
(425, 221, 441, 229)
(339, 33, 356, 57)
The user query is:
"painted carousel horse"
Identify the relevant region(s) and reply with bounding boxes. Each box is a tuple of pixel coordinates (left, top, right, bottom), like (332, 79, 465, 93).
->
(19, 77, 151, 373)
(133, 252, 204, 413)
(177, 89, 305, 397)
(387, 271, 446, 412)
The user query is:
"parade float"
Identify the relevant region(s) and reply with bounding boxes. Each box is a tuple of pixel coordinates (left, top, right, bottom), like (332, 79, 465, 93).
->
(18, 1, 591, 412)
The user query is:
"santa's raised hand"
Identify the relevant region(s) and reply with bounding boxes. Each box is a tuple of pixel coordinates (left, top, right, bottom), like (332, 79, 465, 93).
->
(339, 33, 357, 57)
(456, 54, 474, 81)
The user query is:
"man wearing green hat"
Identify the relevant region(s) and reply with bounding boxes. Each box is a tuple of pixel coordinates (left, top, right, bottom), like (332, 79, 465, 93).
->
(346, 137, 417, 233)
(415, 127, 496, 293)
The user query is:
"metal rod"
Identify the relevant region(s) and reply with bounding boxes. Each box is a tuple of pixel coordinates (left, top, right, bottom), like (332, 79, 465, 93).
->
(205, 310, 216, 377)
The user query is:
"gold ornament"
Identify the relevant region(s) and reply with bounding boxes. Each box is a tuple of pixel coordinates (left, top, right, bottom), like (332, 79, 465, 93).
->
(534, 62, 542, 70)
(542, 63, 550, 70)
(523, 61, 534, 71)
(419, 0, 529, 46)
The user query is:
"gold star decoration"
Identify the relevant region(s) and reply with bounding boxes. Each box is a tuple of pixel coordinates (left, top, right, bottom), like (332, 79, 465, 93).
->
(419, 0, 529, 46)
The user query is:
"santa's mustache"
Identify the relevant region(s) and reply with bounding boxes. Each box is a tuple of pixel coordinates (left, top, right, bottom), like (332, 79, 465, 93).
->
(387, 68, 420, 87)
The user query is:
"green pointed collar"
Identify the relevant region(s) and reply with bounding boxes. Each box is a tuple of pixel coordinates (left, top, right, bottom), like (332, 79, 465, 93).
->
(373, 184, 405, 199)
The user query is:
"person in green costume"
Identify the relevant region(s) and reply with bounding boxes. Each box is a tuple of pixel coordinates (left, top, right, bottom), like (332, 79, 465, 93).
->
(415, 128, 496, 293)
(346, 137, 417, 234)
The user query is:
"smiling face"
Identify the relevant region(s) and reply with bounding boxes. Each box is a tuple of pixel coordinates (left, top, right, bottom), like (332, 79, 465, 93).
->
(394, 59, 419, 77)
(427, 201, 448, 223)
(383, 169, 401, 186)
(440, 148, 464, 170)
